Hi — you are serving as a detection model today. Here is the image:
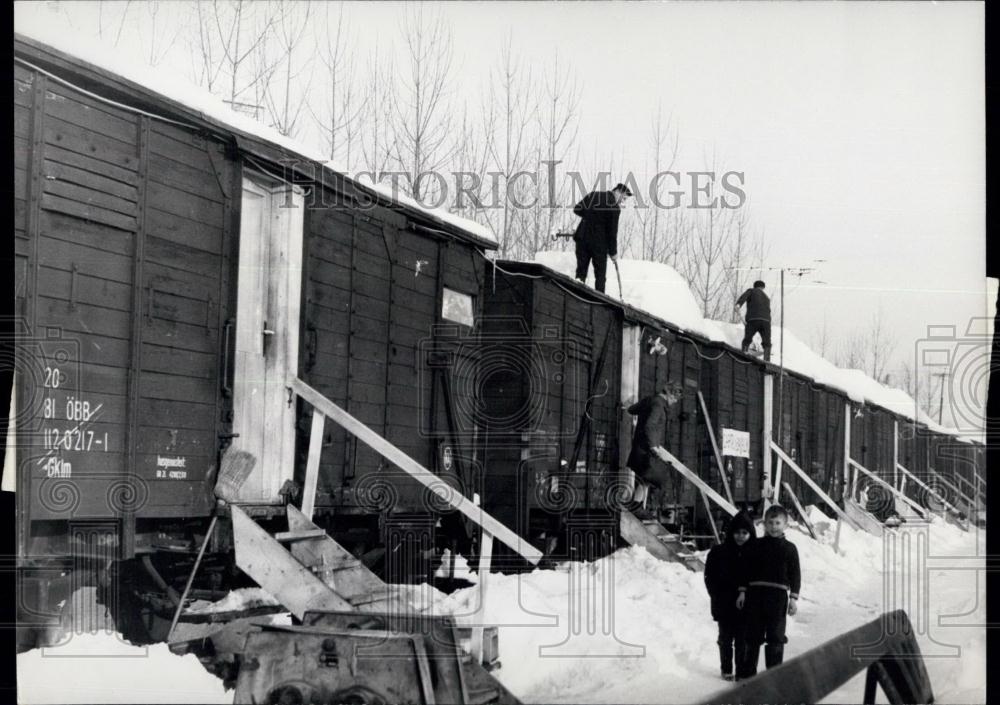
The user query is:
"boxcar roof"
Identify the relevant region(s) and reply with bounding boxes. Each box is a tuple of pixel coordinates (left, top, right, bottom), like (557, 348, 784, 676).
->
(12, 30, 497, 251)
(495, 261, 983, 447)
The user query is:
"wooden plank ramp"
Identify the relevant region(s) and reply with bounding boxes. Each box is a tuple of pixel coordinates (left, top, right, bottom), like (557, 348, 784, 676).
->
(620, 510, 705, 572)
(231, 504, 414, 621)
(843, 498, 885, 537)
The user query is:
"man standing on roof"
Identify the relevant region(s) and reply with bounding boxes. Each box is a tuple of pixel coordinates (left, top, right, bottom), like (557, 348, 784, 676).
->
(736, 280, 772, 361)
(572, 182, 632, 293)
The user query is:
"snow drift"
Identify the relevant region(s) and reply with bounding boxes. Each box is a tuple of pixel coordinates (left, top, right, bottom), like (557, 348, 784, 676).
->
(17, 513, 984, 704)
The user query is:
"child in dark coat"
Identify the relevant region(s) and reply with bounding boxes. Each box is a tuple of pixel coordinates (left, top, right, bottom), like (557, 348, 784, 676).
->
(704, 511, 756, 680)
(736, 504, 801, 679)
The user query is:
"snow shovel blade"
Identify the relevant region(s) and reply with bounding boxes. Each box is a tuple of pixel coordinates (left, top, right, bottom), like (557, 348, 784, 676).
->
(612, 259, 624, 302)
(214, 448, 257, 503)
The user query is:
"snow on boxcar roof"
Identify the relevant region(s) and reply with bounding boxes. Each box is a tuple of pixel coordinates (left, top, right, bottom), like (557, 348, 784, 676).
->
(532, 251, 982, 445)
(13, 5, 495, 248)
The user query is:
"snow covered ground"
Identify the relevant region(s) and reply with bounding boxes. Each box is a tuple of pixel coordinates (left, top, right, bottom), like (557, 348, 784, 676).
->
(417, 509, 985, 704)
(17, 510, 984, 704)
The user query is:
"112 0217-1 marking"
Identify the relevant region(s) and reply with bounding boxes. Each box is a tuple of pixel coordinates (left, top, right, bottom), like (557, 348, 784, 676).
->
(35, 370, 111, 478)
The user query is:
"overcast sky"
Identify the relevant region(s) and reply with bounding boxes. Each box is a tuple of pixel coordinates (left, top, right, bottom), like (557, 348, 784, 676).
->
(28, 1, 992, 425)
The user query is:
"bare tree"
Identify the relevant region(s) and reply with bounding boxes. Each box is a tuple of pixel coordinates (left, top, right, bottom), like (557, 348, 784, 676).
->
(896, 359, 943, 419)
(310, 3, 366, 167)
(534, 50, 580, 255)
(867, 308, 897, 381)
(681, 150, 731, 319)
(450, 103, 495, 229)
(390, 5, 456, 202)
(359, 41, 396, 178)
(722, 204, 766, 324)
(835, 308, 897, 379)
(257, 1, 315, 138)
(629, 105, 680, 261)
(141, 2, 183, 67)
(184, 0, 278, 116)
(482, 35, 538, 258)
(811, 313, 833, 358)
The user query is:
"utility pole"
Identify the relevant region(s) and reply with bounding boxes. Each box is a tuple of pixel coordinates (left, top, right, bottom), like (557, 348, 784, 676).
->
(726, 262, 822, 499)
(932, 372, 950, 425)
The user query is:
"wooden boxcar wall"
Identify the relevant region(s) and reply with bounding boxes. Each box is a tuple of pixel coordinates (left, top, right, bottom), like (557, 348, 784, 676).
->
(300, 200, 485, 515)
(637, 330, 705, 511)
(478, 270, 622, 540)
(773, 373, 812, 507)
(14, 62, 236, 557)
(806, 385, 846, 507)
(699, 345, 765, 509)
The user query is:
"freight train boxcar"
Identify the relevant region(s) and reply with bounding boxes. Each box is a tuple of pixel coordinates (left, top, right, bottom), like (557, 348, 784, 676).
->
(12, 32, 496, 646)
(478, 261, 624, 563)
(771, 372, 849, 512)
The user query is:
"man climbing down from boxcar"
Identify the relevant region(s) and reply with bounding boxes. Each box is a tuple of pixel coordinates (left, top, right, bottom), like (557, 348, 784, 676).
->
(704, 511, 757, 681)
(572, 182, 632, 293)
(625, 381, 682, 520)
(735, 280, 772, 361)
(736, 504, 801, 679)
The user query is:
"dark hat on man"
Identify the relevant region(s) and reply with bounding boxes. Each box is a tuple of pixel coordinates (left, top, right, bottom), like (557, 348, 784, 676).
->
(753, 280, 765, 288)
(613, 182, 633, 197)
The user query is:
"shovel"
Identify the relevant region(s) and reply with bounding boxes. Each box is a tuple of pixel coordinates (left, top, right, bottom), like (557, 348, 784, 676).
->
(612, 257, 624, 303)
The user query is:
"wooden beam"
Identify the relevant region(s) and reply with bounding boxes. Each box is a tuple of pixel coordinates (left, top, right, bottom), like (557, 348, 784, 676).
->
(782, 482, 817, 540)
(697, 391, 734, 505)
(926, 470, 973, 512)
(651, 447, 739, 516)
(771, 442, 860, 530)
(289, 377, 542, 564)
(892, 420, 899, 491)
(231, 504, 354, 619)
(843, 404, 851, 501)
(896, 463, 950, 516)
(773, 456, 784, 505)
(700, 490, 721, 544)
(471, 529, 494, 665)
(763, 375, 774, 503)
(695, 610, 934, 705)
(850, 459, 931, 520)
(301, 408, 325, 520)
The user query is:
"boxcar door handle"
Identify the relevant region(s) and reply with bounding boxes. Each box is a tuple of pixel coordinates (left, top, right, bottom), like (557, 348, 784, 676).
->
(221, 318, 234, 397)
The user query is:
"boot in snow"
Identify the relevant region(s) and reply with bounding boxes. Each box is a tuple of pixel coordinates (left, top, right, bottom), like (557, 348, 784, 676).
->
(718, 642, 733, 679)
(764, 643, 784, 668)
(738, 643, 761, 679)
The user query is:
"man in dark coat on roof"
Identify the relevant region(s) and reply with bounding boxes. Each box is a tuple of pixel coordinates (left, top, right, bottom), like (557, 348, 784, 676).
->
(705, 511, 757, 681)
(625, 381, 681, 517)
(572, 182, 632, 293)
(736, 280, 772, 361)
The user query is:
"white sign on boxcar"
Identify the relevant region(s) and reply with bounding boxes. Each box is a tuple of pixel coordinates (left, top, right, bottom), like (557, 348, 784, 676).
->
(722, 428, 750, 458)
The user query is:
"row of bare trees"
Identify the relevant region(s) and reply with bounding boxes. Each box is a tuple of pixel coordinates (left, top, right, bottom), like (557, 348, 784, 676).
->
(68, 0, 766, 321)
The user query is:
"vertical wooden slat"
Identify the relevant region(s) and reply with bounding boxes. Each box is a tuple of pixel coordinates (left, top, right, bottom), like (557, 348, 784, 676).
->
(301, 408, 325, 520)
(123, 115, 148, 558)
(843, 403, 851, 500)
(763, 374, 773, 506)
(773, 456, 784, 505)
(18, 69, 46, 556)
(472, 528, 494, 665)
